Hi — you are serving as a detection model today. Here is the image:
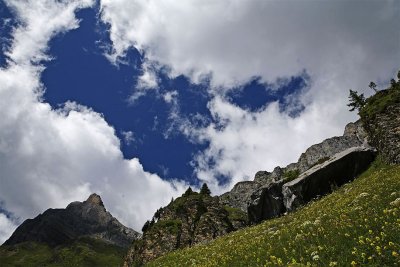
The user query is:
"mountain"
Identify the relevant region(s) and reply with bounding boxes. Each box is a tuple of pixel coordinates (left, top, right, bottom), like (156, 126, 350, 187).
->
(145, 72, 400, 266)
(2, 73, 399, 266)
(4, 193, 139, 248)
(123, 189, 248, 266)
(147, 158, 400, 266)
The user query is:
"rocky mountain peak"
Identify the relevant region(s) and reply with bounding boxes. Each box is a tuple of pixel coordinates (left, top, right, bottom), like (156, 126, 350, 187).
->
(4, 194, 139, 248)
(85, 193, 104, 207)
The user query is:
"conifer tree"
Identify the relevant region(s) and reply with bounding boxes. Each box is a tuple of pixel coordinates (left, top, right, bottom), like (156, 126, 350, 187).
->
(200, 183, 211, 196)
(142, 220, 151, 232)
(369, 81, 377, 93)
(183, 187, 193, 197)
(347, 89, 366, 113)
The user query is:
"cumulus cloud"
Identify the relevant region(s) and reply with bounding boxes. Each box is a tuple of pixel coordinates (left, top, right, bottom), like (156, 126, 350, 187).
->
(100, 0, 399, 88)
(0, 0, 186, 244)
(0, 214, 17, 244)
(100, 0, 400, 193)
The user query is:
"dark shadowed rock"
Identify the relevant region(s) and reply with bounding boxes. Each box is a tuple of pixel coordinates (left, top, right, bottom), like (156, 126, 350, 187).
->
(247, 181, 285, 223)
(282, 147, 376, 211)
(4, 193, 139, 248)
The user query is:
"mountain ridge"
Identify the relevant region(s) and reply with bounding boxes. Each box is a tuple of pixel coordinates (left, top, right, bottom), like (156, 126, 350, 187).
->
(4, 193, 140, 248)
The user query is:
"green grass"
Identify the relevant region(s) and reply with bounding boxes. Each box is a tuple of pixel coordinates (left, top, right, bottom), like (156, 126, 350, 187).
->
(309, 157, 331, 169)
(0, 237, 127, 267)
(283, 169, 300, 182)
(359, 84, 400, 120)
(147, 159, 400, 266)
(149, 219, 182, 235)
(224, 206, 248, 222)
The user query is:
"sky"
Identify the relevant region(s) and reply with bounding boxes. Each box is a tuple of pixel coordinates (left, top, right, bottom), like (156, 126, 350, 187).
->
(0, 0, 399, 243)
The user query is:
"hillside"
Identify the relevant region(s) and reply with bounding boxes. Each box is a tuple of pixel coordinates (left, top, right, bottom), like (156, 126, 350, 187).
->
(0, 237, 127, 267)
(124, 186, 248, 266)
(147, 159, 400, 266)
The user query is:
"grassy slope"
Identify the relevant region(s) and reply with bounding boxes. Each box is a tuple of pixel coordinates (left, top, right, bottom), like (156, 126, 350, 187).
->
(148, 159, 400, 267)
(0, 237, 127, 267)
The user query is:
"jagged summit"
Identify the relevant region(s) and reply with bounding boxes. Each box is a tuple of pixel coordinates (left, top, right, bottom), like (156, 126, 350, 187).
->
(4, 193, 139, 248)
(86, 193, 104, 207)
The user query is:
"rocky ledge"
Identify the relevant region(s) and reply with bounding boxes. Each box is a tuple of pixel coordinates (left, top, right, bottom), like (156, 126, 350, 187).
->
(220, 120, 375, 223)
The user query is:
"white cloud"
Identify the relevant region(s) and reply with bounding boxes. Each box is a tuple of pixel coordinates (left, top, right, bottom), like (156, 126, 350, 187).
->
(129, 61, 160, 102)
(100, 0, 399, 88)
(0, 214, 17, 244)
(121, 130, 135, 145)
(100, 0, 400, 193)
(163, 90, 178, 104)
(0, 0, 186, 244)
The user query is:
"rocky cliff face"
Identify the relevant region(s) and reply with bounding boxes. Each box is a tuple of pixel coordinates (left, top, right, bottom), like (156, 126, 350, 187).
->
(4, 194, 139, 248)
(360, 88, 400, 164)
(123, 191, 247, 266)
(220, 120, 369, 220)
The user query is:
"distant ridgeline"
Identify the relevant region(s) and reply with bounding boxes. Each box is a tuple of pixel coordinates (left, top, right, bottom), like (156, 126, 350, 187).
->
(1, 71, 399, 267)
(0, 194, 140, 267)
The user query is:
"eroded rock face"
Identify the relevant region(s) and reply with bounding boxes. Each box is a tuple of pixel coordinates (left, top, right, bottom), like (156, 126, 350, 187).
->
(4, 194, 139, 248)
(124, 192, 247, 266)
(247, 181, 285, 223)
(219, 181, 261, 212)
(282, 147, 376, 211)
(220, 121, 370, 223)
(344, 120, 369, 143)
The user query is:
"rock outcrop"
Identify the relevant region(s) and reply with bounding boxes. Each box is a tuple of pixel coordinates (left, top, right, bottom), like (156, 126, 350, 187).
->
(360, 89, 400, 164)
(282, 147, 376, 211)
(219, 181, 261, 212)
(4, 194, 139, 248)
(123, 190, 247, 266)
(220, 120, 373, 224)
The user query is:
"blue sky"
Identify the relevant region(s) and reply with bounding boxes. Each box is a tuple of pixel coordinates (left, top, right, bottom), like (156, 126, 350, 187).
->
(40, 6, 309, 183)
(0, 0, 398, 242)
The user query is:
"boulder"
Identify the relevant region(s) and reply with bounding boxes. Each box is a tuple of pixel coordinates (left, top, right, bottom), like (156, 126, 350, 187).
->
(282, 147, 376, 211)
